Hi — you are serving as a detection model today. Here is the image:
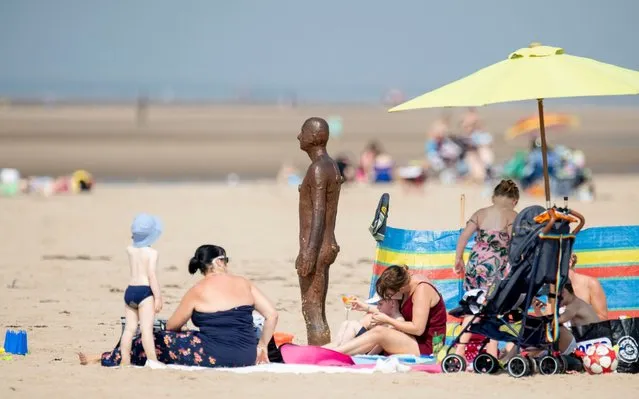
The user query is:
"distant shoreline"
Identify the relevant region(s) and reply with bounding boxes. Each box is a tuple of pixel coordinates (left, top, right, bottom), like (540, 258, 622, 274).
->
(2, 104, 638, 178)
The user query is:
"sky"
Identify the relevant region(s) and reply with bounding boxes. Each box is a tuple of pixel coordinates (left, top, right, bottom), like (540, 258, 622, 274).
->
(0, 0, 637, 102)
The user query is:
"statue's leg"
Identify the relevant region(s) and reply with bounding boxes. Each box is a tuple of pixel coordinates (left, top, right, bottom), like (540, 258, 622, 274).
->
(299, 244, 339, 346)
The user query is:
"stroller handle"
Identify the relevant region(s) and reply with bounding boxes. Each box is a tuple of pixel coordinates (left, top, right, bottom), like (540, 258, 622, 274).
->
(540, 208, 586, 235)
(569, 209, 586, 234)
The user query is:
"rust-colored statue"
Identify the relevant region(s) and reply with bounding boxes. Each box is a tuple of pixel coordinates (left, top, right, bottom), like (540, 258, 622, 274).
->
(296, 117, 343, 345)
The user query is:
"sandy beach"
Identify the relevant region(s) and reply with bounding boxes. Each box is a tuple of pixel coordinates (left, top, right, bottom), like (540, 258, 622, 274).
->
(1, 104, 639, 180)
(2, 177, 639, 398)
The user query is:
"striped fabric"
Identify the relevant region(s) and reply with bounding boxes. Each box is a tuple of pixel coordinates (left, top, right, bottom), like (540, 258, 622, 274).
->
(369, 225, 639, 329)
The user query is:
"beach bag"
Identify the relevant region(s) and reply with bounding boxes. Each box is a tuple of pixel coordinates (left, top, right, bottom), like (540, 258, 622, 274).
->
(571, 317, 639, 374)
(268, 337, 284, 363)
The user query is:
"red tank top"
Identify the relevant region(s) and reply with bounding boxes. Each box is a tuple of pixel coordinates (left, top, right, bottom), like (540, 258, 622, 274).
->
(400, 281, 447, 355)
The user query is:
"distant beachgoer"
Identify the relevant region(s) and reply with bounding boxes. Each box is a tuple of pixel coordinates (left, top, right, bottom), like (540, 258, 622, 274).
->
(276, 162, 302, 186)
(372, 152, 394, 183)
(460, 107, 494, 182)
(453, 179, 520, 357)
(460, 107, 481, 135)
(398, 161, 428, 192)
(119, 213, 164, 367)
(356, 141, 381, 183)
(0, 168, 20, 197)
(335, 154, 356, 183)
(425, 113, 453, 174)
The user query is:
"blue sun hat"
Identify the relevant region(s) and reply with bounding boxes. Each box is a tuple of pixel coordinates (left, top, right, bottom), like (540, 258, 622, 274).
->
(131, 213, 163, 248)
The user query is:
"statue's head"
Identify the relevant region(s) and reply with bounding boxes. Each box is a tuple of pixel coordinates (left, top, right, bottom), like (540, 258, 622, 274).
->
(298, 117, 329, 152)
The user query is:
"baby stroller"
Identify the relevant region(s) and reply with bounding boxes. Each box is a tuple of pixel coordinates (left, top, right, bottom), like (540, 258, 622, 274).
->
(441, 199, 585, 377)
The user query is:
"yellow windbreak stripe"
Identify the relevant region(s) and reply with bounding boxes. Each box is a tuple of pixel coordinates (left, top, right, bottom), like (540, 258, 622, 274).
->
(573, 249, 639, 266)
(376, 248, 469, 268)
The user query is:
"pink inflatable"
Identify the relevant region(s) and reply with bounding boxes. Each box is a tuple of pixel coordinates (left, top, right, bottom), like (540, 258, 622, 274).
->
(280, 344, 355, 366)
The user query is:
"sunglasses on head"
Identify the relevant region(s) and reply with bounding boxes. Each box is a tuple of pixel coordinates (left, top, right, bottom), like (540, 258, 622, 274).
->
(213, 255, 229, 263)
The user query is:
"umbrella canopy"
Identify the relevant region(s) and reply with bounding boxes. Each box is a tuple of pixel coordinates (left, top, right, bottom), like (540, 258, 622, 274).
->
(390, 45, 639, 111)
(389, 43, 639, 206)
(506, 112, 579, 140)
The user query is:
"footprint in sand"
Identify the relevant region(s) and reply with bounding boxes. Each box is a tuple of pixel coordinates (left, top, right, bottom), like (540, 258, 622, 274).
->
(164, 284, 181, 289)
(254, 276, 286, 282)
(41, 254, 111, 261)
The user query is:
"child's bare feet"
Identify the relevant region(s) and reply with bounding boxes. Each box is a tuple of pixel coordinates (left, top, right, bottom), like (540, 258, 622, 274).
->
(77, 352, 101, 365)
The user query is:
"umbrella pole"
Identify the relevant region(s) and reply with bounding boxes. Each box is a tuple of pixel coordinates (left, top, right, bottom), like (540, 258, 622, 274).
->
(537, 98, 551, 208)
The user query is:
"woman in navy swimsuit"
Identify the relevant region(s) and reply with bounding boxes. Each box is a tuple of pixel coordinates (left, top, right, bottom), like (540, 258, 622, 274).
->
(97, 244, 279, 368)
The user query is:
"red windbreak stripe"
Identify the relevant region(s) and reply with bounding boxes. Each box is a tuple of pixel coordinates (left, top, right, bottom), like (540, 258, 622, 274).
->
(607, 309, 639, 319)
(373, 264, 639, 280)
(372, 263, 457, 280)
(577, 265, 639, 278)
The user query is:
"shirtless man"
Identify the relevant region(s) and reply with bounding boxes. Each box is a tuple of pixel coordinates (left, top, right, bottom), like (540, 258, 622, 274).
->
(557, 282, 601, 327)
(296, 117, 343, 345)
(568, 253, 608, 320)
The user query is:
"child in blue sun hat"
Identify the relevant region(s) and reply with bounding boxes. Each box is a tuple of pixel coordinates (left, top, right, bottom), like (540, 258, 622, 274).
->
(120, 213, 164, 367)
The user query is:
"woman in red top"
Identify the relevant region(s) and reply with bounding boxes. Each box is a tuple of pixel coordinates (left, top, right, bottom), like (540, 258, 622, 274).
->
(333, 265, 447, 356)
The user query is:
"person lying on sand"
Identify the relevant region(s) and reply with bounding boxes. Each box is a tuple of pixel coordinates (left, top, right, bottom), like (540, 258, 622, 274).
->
(79, 244, 278, 368)
(568, 254, 608, 320)
(329, 293, 405, 355)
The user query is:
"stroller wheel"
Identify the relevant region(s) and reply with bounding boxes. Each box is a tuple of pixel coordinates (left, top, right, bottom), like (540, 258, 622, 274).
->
(525, 355, 538, 375)
(473, 353, 499, 374)
(441, 354, 466, 374)
(557, 355, 568, 374)
(538, 355, 560, 375)
(507, 355, 530, 378)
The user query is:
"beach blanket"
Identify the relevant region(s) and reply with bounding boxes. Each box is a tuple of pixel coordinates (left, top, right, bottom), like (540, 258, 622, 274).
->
(128, 359, 440, 374)
(369, 225, 639, 343)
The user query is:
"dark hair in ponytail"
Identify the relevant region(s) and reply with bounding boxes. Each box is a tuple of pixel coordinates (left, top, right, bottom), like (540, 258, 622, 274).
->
(188, 244, 227, 275)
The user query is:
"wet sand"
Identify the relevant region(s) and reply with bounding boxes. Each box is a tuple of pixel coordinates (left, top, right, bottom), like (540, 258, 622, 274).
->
(0, 104, 638, 180)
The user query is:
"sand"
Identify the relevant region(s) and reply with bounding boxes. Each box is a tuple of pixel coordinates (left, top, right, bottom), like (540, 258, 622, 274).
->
(2, 178, 639, 398)
(1, 104, 639, 180)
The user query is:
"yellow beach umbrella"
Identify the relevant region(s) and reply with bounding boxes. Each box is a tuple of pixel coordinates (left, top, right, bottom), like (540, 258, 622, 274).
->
(389, 43, 639, 207)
